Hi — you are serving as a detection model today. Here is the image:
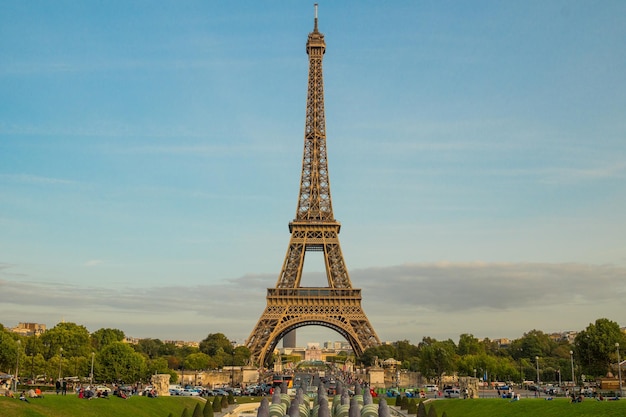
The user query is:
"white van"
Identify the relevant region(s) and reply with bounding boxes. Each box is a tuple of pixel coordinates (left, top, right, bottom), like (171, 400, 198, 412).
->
(444, 388, 460, 398)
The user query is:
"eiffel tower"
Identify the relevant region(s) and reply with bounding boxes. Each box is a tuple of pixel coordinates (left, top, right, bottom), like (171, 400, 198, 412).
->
(246, 6, 381, 366)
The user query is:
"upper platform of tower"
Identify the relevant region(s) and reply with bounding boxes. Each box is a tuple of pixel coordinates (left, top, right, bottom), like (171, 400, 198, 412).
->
(306, 6, 326, 54)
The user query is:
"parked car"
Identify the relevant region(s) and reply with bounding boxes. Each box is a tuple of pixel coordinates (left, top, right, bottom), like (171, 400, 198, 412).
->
(180, 388, 199, 396)
(444, 388, 460, 398)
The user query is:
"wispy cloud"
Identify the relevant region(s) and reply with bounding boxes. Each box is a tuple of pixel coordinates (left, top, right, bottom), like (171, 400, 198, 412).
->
(0, 174, 76, 186)
(1, 262, 623, 343)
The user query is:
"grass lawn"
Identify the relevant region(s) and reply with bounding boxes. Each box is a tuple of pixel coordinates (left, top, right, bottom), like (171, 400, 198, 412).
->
(0, 393, 205, 417)
(430, 397, 626, 417)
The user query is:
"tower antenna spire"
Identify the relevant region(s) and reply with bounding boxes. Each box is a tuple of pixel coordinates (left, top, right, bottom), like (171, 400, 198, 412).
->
(314, 3, 319, 32)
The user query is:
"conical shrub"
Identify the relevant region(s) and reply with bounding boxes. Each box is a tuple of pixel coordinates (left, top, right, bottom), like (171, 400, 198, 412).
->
(400, 395, 409, 410)
(192, 403, 204, 417)
(181, 408, 190, 417)
(203, 398, 215, 417)
(417, 401, 427, 417)
(213, 396, 222, 412)
(407, 398, 417, 415)
(221, 395, 229, 408)
(427, 403, 437, 417)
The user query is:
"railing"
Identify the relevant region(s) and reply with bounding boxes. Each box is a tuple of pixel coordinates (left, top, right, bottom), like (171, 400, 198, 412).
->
(267, 288, 361, 298)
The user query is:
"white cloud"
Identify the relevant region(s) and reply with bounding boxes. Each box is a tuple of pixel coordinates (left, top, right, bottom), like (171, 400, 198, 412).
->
(1, 262, 624, 344)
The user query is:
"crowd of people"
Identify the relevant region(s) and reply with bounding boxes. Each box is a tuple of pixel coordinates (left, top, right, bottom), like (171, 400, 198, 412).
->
(3, 381, 159, 403)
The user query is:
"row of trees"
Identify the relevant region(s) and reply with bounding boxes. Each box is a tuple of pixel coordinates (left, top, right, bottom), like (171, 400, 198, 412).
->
(1, 317, 624, 386)
(360, 318, 625, 384)
(0, 323, 251, 384)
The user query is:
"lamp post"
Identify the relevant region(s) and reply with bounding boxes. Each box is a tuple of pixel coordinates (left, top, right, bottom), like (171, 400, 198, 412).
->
(14, 340, 21, 392)
(90, 352, 95, 386)
(535, 356, 540, 393)
(58, 347, 63, 381)
(616, 343, 623, 397)
(231, 340, 236, 388)
(570, 350, 575, 389)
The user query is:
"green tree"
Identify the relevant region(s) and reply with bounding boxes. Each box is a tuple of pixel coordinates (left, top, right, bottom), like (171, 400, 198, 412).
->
(185, 352, 211, 370)
(0, 330, 20, 372)
(213, 396, 222, 412)
(233, 345, 251, 366)
(203, 397, 215, 417)
(400, 395, 408, 409)
(192, 402, 204, 417)
(199, 333, 233, 356)
(457, 334, 484, 356)
(395, 340, 419, 362)
(418, 339, 457, 382)
(91, 328, 125, 351)
(507, 330, 556, 361)
(97, 341, 146, 383)
(427, 403, 438, 417)
(417, 401, 427, 417)
(574, 318, 626, 378)
(40, 322, 91, 359)
(407, 398, 417, 414)
(360, 344, 398, 366)
(181, 408, 190, 417)
(221, 395, 229, 408)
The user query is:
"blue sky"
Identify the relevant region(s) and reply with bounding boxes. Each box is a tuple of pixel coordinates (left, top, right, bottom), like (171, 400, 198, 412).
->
(1, 1, 625, 346)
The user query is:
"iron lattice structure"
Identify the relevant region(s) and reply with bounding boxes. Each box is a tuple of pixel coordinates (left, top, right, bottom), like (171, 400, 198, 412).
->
(246, 8, 381, 367)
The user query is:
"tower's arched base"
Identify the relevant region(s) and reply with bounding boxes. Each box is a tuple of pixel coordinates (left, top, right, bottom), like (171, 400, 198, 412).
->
(246, 287, 379, 366)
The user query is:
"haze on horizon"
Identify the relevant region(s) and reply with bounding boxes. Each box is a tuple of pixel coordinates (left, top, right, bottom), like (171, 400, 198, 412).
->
(1, 2, 625, 346)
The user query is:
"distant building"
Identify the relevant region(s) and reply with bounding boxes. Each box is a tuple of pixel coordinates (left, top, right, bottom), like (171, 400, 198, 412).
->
(305, 343, 322, 361)
(548, 331, 578, 343)
(123, 336, 140, 344)
(10, 322, 46, 336)
(494, 338, 511, 347)
(163, 340, 200, 348)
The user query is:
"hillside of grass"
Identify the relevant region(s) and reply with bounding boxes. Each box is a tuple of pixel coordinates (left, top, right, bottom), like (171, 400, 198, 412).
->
(3, 395, 625, 417)
(430, 397, 626, 417)
(0, 394, 204, 417)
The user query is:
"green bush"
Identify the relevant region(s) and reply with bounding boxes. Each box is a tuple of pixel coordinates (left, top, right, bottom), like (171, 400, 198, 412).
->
(192, 403, 203, 417)
(212, 397, 222, 412)
(407, 398, 417, 414)
(203, 399, 214, 417)
(400, 395, 409, 409)
(417, 401, 427, 417)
